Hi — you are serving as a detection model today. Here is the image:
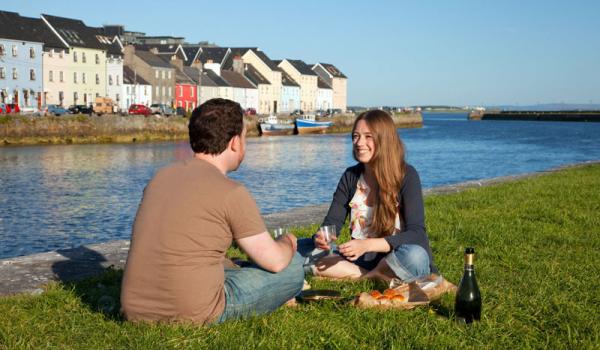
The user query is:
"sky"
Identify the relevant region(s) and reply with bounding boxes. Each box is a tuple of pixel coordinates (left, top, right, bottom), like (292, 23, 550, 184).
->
(3, 0, 600, 107)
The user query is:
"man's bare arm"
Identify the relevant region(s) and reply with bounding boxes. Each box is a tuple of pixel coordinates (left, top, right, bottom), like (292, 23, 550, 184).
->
(236, 232, 297, 273)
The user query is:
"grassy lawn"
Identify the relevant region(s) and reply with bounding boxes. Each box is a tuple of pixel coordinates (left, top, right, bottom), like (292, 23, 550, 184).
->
(1, 164, 599, 349)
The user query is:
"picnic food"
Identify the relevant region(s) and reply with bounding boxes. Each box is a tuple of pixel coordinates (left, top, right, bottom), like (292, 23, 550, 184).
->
(354, 274, 458, 310)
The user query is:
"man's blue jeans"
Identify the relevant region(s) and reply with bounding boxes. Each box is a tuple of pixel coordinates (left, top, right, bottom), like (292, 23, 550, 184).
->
(297, 238, 430, 282)
(215, 252, 304, 323)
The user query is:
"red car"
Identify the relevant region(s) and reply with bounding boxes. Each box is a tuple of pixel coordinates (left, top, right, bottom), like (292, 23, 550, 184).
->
(0, 103, 19, 114)
(128, 104, 152, 116)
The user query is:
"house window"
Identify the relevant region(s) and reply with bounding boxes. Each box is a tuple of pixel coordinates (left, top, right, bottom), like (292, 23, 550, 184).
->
(49, 49, 54, 58)
(126, 86, 130, 94)
(116, 75, 120, 86)
(168, 87, 171, 97)
(144, 86, 147, 96)
(30, 47, 35, 59)
(155, 70, 159, 79)
(74, 92, 78, 101)
(30, 69, 36, 80)
(73, 72, 77, 83)
(12, 45, 17, 57)
(191, 88, 194, 98)
(155, 86, 159, 95)
(82, 73, 86, 84)
(59, 50, 64, 58)
(82, 52, 86, 63)
(0, 44, 4, 56)
(167, 71, 171, 79)
(59, 71, 64, 82)
(162, 86, 166, 96)
(178, 86, 183, 97)
(49, 70, 53, 82)
(0, 67, 5, 79)
(95, 54, 100, 64)
(73, 51, 77, 62)
(96, 74, 100, 85)
(12, 68, 18, 79)
(116, 93, 120, 102)
(109, 75, 113, 86)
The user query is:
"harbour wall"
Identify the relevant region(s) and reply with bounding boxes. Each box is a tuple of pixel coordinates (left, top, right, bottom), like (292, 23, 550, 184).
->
(469, 110, 600, 122)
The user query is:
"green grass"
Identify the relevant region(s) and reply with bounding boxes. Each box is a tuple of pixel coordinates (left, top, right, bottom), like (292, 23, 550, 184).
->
(1, 164, 599, 349)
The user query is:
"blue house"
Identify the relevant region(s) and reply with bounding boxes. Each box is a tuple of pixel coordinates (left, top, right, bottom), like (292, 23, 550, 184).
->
(0, 11, 44, 110)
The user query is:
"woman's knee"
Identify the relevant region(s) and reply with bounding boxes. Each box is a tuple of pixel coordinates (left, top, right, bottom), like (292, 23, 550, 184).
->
(393, 244, 430, 275)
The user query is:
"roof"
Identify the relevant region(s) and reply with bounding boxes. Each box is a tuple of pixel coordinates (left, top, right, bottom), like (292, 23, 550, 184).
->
(135, 50, 173, 68)
(199, 71, 218, 87)
(199, 47, 229, 65)
(0, 11, 67, 49)
(278, 69, 300, 87)
(317, 77, 332, 89)
(221, 70, 256, 89)
(133, 43, 187, 61)
(316, 63, 347, 78)
(286, 59, 317, 76)
(42, 14, 106, 50)
(182, 67, 202, 84)
(182, 46, 201, 66)
(174, 66, 194, 84)
(222, 47, 278, 71)
(122, 65, 150, 85)
(205, 70, 230, 87)
(243, 64, 270, 85)
(94, 28, 122, 56)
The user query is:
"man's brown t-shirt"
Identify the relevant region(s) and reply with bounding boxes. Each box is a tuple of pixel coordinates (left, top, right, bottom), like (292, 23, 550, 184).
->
(121, 158, 266, 324)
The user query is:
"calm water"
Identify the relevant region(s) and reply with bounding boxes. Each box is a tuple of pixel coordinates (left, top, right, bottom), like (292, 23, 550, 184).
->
(1, 113, 599, 258)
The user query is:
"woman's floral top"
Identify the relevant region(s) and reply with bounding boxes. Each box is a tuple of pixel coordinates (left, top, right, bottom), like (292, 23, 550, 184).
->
(349, 174, 401, 261)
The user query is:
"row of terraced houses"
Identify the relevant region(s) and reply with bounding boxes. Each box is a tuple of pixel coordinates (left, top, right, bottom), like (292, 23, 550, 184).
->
(0, 11, 347, 115)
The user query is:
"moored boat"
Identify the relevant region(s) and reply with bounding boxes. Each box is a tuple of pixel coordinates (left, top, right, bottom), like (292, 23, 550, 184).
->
(295, 115, 333, 134)
(259, 115, 295, 136)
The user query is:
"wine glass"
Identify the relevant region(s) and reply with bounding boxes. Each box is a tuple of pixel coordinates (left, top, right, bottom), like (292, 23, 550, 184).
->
(272, 227, 287, 239)
(319, 225, 337, 254)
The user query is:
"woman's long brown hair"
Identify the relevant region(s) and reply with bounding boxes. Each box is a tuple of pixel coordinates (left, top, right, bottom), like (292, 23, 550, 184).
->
(352, 110, 406, 237)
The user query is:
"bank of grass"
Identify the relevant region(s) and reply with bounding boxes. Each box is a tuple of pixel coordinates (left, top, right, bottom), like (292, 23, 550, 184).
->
(1, 164, 599, 349)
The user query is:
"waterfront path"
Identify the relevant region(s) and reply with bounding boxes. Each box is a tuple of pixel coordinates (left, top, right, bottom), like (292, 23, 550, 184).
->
(1, 160, 598, 296)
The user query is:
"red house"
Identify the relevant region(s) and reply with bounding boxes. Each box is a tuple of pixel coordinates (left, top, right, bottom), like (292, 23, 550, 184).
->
(175, 70, 197, 112)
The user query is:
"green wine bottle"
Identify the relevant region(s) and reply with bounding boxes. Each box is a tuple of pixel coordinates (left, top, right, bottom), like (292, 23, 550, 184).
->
(455, 247, 482, 324)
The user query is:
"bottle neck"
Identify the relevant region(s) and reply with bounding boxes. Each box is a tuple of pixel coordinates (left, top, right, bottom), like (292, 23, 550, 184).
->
(464, 253, 475, 271)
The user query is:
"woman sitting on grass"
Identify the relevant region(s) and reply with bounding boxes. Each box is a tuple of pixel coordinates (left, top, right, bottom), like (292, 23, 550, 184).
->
(298, 109, 437, 282)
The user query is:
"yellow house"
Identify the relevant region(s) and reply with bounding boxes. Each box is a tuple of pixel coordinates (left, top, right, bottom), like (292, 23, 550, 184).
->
(42, 14, 108, 107)
(223, 48, 282, 115)
(278, 59, 318, 113)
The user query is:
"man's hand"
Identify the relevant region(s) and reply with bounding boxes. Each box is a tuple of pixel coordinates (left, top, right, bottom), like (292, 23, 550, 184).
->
(314, 231, 336, 251)
(338, 239, 371, 261)
(277, 233, 297, 252)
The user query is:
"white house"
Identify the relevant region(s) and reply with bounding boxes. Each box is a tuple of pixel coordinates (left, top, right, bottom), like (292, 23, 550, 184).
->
(122, 65, 151, 109)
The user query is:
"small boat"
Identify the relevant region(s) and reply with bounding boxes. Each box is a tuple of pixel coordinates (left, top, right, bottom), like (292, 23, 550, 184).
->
(259, 115, 295, 136)
(295, 115, 333, 134)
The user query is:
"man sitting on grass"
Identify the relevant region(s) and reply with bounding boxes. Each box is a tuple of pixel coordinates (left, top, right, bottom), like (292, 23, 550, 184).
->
(121, 98, 304, 324)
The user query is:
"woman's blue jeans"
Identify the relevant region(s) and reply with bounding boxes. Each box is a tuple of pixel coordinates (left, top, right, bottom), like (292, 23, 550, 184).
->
(297, 238, 430, 282)
(215, 252, 304, 324)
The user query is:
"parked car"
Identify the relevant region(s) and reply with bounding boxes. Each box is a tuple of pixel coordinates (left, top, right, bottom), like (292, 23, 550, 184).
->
(68, 105, 93, 115)
(128, 104, 152, 116)
(0, 103, 21, 114)
(46, 104, 70, 116)
(244, 108, 256, 116)
(6, 103, 20, 114)
(94, 97, 115, 116)
(150, 103, 174, 116)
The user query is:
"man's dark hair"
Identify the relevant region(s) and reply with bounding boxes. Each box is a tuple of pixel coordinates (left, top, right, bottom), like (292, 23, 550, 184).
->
(188, 98, 244, 154)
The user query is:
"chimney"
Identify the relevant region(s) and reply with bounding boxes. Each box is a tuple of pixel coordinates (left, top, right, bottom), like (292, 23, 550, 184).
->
(171, 58, 183, 70)
(191, 59, 203, 70)
(232, 55, 244, 75)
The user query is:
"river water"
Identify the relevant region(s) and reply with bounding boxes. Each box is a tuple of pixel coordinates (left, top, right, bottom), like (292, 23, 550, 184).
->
(1, 113, 599, 258)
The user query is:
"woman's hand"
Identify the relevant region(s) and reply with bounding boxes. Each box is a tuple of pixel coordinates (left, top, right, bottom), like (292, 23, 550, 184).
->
(313, 231, 335, 251)
(338, 239, 372, 261)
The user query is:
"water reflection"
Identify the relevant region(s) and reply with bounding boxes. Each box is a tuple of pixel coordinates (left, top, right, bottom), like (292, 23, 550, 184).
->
(1, 113, 600, 258)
